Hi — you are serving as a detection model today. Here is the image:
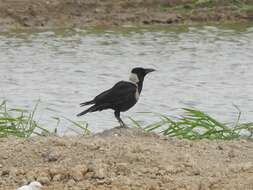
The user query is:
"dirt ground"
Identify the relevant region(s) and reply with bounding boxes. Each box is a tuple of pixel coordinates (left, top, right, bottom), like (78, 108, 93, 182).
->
(0, 0, 253, 30)
(0, 127, 253, 190)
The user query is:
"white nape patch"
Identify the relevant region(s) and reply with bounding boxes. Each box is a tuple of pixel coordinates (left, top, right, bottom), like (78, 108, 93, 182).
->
(129, 73, 140, 101)
(129, 73, 139, 84)
(135, 89, 140, 101)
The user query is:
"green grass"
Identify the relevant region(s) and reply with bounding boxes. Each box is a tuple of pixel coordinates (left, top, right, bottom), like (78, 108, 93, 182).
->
(0, 100, 90, 138)
(0, 100, 43, 137)
(130, 108, 253, 140)
(1, 100, 252, 140)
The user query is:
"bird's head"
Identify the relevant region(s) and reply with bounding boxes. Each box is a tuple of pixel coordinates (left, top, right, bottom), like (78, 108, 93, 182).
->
(129, 67, 155, 83)
(29, 181, 43, 190)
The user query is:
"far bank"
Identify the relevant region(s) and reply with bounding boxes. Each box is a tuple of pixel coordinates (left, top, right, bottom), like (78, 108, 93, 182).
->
(0, 0, 252, 31)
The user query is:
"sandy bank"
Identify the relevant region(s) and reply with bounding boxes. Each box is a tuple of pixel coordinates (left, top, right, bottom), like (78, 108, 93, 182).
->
(0, 127, 252, 190)
(0, 0, 253, 30)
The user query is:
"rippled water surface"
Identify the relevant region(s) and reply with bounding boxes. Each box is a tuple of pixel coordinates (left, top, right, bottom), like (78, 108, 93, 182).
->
(1, 25, 253, 133)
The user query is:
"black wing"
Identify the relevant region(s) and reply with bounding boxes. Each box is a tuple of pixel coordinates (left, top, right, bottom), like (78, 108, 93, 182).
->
(77, 81, 138, 116)
(94, 81, 137, 105)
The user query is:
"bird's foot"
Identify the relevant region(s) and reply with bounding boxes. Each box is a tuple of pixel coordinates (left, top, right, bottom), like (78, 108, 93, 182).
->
(119, 121, 128, 128)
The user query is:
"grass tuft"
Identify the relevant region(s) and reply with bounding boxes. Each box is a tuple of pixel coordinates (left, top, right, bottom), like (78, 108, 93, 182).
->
(130, 108, 253, 140)
(0, 100, 41, 137)
(1, 100, 252, 140)
(0, 100, 90, 137)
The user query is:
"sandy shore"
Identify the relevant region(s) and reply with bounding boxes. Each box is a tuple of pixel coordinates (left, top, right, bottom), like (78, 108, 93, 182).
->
(0, 127, 253, 190)
(0, 0, 253, 30)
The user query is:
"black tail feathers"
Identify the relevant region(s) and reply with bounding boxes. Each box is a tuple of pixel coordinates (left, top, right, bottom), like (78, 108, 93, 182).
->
(77, 103, 110, 117)
(80, 100, 95, 107)
(77, 105, 98, 117)
(76, 109, 89, 117)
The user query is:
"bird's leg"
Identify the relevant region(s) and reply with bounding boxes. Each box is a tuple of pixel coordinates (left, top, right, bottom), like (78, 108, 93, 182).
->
(114, 111, 127, 127)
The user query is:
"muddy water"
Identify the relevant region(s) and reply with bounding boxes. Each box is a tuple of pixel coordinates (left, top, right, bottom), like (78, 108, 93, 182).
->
(0, 25, 253, 133)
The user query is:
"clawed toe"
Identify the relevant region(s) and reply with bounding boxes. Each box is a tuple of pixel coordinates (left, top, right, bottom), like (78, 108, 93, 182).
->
(120, 122, 128, 128)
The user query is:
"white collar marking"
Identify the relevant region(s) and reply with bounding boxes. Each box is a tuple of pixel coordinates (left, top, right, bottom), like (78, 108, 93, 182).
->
(129, 73, 140, 101)
(135, 89, 140, 100)
(129, 73, 139, 84)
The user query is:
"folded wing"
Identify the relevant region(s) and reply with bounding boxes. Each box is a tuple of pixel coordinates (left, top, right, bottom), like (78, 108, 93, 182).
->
(77, 81, 137, 116)
(95, 81, 137, 106)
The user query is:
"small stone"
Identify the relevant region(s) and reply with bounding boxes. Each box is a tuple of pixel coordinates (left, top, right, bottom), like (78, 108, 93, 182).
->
(161, 176, 174, 183)
(16, 169, 26, 176)
(95, 168, 106, 179)
(67, 179, 76, 186)
(114, 176, 131, 186)
(116, 163, 131, 176)
(69, 165, 88, 181)
(241, 162, 253, 171)
(53, 174, 62, 181)
(9, 168, 18, 177)
(192, 168, 201, 176)
(147, 183, 159, 190)
(42, 151, 61, 162)
(38, 176, 50, 185)
(1, 169, 9, 176)
(78, 164, 88, 175)
(26, 171, 36, 181)
(37, 171, 51, 185)
(48, 153, 60, 162)
(239, 139, 248, 143)
(70, 169, 83, 181)
(217, 145, 223, 150)
(88, 160, 108, 179)
(164, 165, 183, 174)
(2, 155, 8, 159)
(49, 167, 59, 177)
(228, 150, 236, 158)
(229, 162, 253, 173)
(50, 138, 67, 146)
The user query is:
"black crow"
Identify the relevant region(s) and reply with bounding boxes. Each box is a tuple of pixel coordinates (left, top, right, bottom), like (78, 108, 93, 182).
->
(77, 67, 155, 127)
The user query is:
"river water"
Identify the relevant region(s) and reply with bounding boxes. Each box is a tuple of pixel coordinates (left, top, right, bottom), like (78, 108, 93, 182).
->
(0, 25, 253, 133)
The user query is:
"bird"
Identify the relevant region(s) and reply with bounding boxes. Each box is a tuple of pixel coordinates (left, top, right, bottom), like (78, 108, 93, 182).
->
(17, 181, 42, 190)
(77, 67, 155, 127)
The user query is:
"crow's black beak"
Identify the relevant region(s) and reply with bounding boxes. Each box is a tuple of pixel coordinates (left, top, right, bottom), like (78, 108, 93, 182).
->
(145, 68, 156, 74)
